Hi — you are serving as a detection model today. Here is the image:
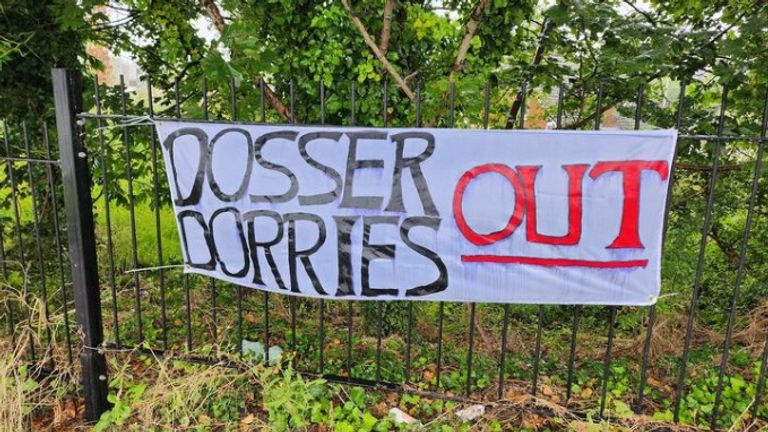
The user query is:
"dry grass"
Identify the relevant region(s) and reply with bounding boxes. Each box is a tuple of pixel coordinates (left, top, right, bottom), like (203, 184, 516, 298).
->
(0, 286, 80, 431)
(0, 335, 30, 432)
(616, 301, 768, 364)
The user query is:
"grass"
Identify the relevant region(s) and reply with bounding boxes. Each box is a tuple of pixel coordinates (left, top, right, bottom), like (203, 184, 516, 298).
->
(0, 270, 766, 430)
(0, 168, 766, 429)
(93, 199, 183, 267)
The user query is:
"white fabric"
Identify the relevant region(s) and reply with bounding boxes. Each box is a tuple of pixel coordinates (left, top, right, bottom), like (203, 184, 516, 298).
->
(156, 121, 676, 305)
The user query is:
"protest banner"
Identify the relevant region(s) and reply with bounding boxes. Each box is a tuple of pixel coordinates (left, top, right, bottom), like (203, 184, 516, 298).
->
(156, 122, 676, 305)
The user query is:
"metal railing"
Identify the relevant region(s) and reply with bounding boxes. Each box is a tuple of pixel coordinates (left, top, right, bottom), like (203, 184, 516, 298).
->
(1, 68, 766, 429)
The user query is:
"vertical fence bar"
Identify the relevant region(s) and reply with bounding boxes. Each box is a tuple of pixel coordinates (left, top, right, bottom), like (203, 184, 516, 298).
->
(0, 225, 15, 347)
(593, 84, 617, 418)
(636, 82, 685, 411)
(375, 302, 383, 383)
(600, 306, 617, 418)
(318, 80, 326, 374)
(673, 85, 729, 422)
(374, 79, 388, 384)
(119, 75, 143, 345)
(751, 89, 768, 423)
(483, 82, 491, 129)
(346, 81, 356, 381)
(226, 78, 244, 356)
(22, 122, 53, 351)
(710, 86, 768, 429)
(260, 78, 266, 123)
(558, 84, 579, 405)
(498, 304, 510, 399)
(556, 84, 564, 129)
(318, 297, 325, 373)
(565, 305, 579, 404)
(436, 301, 445, 388)
(404, 83, 420, 384)
(52, 68, 109, 421)
(290, 79, 295, 124)
(93, 78, 120, 347)
(146, 77, 168, 350)
(290, 296, 297, 352)
(175, 78, 194, 352)
(42, 123, 74, 368)
(382, 78, 389, 127)
(346, 299, 353, 381)
(202, 78, 217, 343)
(288, 79, 298, 362)
(184, 275, 193, 351)
(263, 291, 270, 363)
(259, 76, 270, 364)
(754, 330, 768, 421)
(435, 81, 455, 390)
(634, 83, 649, 411)
(405, 302, 413, 383)
(532, 305, 543, 396)
(466, 82, 491, 397)
(594, 84, 603, 130)
(526, 76, 543, 393)
(518, 82, 527, 129)
(465, 303, 476, 396)
(202, 77, 209, 121)
(262, 86, 272, 360)
(415, 84, 421, 127)
(447, 80, 455, 128)
(3, 122, 34, 362)
(209, 282, 217, 344)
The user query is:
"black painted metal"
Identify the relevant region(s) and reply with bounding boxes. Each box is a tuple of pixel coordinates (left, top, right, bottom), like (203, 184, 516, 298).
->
(29, 69, 768, 428)
(599, 306, 617, 418)
(146, 77, 169, 351)
(750, 90, 768, 423)
(710, 87, 768, 429)
(498, 304, 510, 400)
(4, 121, 34, 362)
(565, 305, 579, 404)
(636, 82, 685, 412)
(92, 78, 120, 348)
(42, 123, 74, 368)
(119, 75, 143, 345)
(22, 122, 52, 351)
(52, 68, 109, 422)
(673, 85, 729, 422)
(466, 303, 476, 396)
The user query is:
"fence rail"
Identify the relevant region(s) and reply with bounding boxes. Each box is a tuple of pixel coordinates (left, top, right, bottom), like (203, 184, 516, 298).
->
(0, 67, 767, 429)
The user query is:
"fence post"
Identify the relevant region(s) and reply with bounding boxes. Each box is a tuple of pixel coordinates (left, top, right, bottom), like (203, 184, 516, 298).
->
(52, 68, 110, 422)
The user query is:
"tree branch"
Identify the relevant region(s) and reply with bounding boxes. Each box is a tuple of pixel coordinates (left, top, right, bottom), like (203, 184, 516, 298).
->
(563, 2, 762, 131)
(200, 0, 226, 31)
(341, 0, 414, 101)
(676, 162, 743, 172)
(505, 19, 552, 129)
(199, 0, 294, 122)
(425, 0, 493, 126)
(450, 0, 492, 79)
(621, 0, 657, 27)
(709, 223, 740, 268)
(379, 0, 394, 55)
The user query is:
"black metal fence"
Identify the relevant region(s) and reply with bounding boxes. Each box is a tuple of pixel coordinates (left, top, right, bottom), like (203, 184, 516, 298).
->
(1, 67, 767, 429)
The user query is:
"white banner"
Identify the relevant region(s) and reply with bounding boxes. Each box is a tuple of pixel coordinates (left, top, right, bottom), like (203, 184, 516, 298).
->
(156, 121, 676, 305)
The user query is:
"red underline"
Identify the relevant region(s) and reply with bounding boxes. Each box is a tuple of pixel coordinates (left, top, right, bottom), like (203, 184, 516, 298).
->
(461, 255, 648, 269)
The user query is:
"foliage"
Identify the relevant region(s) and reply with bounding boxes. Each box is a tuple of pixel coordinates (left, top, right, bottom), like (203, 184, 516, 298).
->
(1, 0, 768, 430)
(0, 0, 105, 121)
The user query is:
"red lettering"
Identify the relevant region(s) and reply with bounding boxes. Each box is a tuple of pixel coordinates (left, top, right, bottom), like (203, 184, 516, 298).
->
(517, 164, 589, 245)
(453, 164, 526, 245)
(589, 160, 669, 249)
